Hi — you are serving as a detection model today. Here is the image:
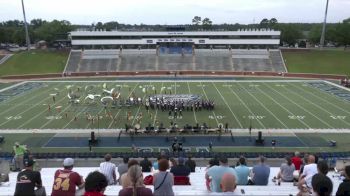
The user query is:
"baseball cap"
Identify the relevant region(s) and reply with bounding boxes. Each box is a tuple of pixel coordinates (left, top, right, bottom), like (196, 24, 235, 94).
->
(63, 158, 74, 167)
(15, 142, 20, 146)
(24, 159, 35, 167)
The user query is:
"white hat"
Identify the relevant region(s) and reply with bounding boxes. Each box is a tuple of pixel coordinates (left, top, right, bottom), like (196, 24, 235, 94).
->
(63, 158, 74, 166)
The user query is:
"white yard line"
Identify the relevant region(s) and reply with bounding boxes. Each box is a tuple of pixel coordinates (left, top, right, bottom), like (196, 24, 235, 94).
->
(0, 83, 59, 116)
(17, 88, 69, 129)
(235, 82, 288, 129)
(255, 84, 312, 129)
(0, 81, 27, 93)
(131, 81, 152, 126)
(153, 82, 163, 127)
(187, 82, 198, 123)
(107, 82, 139, 129)
(200, 82, 219, 126)
(211, 82, 243, 128)
(297, 82, 350, 115)
(0, 84, 62, 127)
(283, 85, 350, 127)
(264, 83, 334, 129)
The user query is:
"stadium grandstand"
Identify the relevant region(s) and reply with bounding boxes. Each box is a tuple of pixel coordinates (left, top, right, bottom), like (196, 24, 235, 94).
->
(63, 29, 286, 74)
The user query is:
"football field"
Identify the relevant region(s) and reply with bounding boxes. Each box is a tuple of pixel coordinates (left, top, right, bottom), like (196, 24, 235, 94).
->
(1, 79, 350, 130)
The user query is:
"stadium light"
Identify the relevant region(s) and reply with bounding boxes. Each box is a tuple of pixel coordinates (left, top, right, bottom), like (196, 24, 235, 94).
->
(320, 0, 330, 49)
(21, 0, 31, 51)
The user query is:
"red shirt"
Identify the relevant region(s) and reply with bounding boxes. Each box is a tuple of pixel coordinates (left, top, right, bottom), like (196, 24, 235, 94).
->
(51, 169, 83, 196)
(83, 191, 105, 196)
(291, 156, 303, 170)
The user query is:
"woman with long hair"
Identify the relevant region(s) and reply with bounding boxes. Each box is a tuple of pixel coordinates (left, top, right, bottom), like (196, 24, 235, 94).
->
(119, 165, 153, 196)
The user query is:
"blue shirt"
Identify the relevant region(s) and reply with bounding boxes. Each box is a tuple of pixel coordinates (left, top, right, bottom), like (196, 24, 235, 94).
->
(207, 165, 237, 192)
(153, 161, 159, 170)
(235, 165, 250, 185)
(252, 163, 270, 185)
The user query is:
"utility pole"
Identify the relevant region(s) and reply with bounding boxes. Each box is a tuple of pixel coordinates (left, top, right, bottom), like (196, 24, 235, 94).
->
(320, 0, 330, 49)
(21, 0, 31, 51)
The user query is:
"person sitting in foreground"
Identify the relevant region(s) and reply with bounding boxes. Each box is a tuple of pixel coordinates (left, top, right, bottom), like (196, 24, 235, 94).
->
(83, 171, 108, 196)
(206, 156, 237, 192)
(273, 156, 295, 183)
(235, 156, 250, 185)
(140, 157, 152, 173)
(297, 155, 318, 195)
(311, 173, 333, 196)
(185, 155, 196, 173)
(99, 154, 116, 185)
(336, 165, 350, 196)
(119, 165, 153, 196)
(121, 160, 141, 188)
(220, 173, 237, 192)
(170, 157, 190, 177)
(248, 156, 270, 185)
(153, 159, 174, 196)
(118, 157, 129, 184)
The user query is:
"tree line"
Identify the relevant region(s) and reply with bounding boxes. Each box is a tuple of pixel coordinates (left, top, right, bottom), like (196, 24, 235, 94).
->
(0, 17, 349, 47)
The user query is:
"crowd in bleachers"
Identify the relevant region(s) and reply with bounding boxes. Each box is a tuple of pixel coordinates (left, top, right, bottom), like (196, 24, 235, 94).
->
(5, 150, 350, 196)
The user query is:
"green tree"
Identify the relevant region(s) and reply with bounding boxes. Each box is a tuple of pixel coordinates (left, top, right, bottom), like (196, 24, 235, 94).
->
(202, 17, 213, 30)
(335, 22, 350, 48)
(279, 24, 302, 46)
(192, 16, 202, 25)
(34, 20, 73, 43)
(269, 18, 278, 28)
(260, 18, 269, 28)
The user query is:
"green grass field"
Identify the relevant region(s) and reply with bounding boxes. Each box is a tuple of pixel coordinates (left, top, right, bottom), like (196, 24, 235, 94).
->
(1, 79, 350, 153)
(283, 50, 350, 75)
(0, 50, 68, 76)
(0, 80, 350, 130)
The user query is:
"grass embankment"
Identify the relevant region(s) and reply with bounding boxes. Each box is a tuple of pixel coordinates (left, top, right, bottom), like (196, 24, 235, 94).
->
(0, 50, 68, 76)
(283, 50, 350, 76)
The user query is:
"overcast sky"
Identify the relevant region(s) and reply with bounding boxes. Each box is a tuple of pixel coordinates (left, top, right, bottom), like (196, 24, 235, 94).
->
(0, 0, 349, 25)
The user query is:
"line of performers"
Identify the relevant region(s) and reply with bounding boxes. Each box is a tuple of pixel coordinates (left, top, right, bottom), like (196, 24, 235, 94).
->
(145, 97, 215, 113)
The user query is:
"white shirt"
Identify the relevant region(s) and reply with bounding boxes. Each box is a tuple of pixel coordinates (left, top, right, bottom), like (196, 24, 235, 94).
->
(99, 161, 116, 185)
(302, 163, 317, 187)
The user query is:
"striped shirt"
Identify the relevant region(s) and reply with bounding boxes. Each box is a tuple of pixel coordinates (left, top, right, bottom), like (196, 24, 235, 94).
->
(99, 161, 116, 185)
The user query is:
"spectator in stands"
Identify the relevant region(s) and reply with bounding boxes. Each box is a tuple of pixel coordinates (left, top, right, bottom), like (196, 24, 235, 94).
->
(206, 156, 237, 192)
(83, 171, 108, 196)
(121, 160, 140, 188)
(248, 156, 270, 185)
(185, 155, 196, 173)
(152, 156, 162, 171)
(170, 157, 190, 177)
(118, 157, 129, 183)
(274, 156, 295, 183)
(220, 173, 237, 193)
(311, 173, 333, 196)
(235, 156, 250, 185)
(14, 158, 46, 196)
(292, 151, 303, 171)
(99, 153, 116, 185)
(317, 160, 329, 175)
(153, 159, 174, 196)
(169, 158, 177, 168)
(140, 157, 152, 172)
(205, 158, 219, 191)
(299, 153, 309, 176)
(336, 165, 350, 196)
(119, 165, 153, 196)
(51, 158, 85, 196)
(298, 154, 318, 194)
(13, 142, 27, 171)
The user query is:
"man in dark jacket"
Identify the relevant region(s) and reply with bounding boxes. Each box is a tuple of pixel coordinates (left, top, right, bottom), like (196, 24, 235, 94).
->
(185, 155, 196, 172)
(337, 165, 350, 196)
(140, 157, 152, 172)
(170, 157, 190, 176)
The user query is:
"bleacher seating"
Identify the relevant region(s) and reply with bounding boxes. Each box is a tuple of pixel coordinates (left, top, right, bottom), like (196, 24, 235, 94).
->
(0, 166, 344, 195)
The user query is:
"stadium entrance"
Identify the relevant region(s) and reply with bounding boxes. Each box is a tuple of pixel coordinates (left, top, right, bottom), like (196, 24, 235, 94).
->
(158, 42, 193, 55)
